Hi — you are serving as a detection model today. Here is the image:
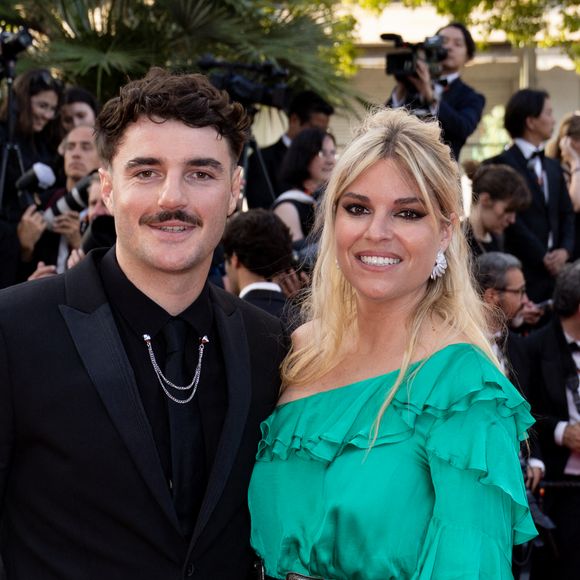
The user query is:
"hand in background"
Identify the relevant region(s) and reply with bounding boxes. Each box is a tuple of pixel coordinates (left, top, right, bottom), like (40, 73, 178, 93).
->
(273, 268, 310, 299)
(407, 59, 435, 104)
(525, 465, 543, 492)
(67, 248, 86, 270)
(52, 211, 82, 249)
(563, 423, 580, 453)
(27, 261, 57, 281)
(17, 205, 47, 261)
(544, 248, 569, 276)
(560, 136, 580, 169)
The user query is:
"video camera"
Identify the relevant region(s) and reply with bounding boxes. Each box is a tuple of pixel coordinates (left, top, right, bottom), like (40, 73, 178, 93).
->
(0, 27, 33, 76)
(198, 55, 290, 111)
(381, 33, 447, 80)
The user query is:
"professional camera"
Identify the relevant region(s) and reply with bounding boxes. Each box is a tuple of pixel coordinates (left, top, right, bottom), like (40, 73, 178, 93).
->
(0, 27, 33, 75)
(43, 173, 94, 229)
(381, 33, 448, 80)
(16, 162, 56, 210)
(198, 55, 290, 110)
(17, 166, 94, 230)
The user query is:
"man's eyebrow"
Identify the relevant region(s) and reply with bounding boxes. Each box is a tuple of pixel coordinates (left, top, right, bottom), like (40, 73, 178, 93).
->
(125, 157, 161, 169)
(185, 158, 224, 172)
(124, 157, 225, 172)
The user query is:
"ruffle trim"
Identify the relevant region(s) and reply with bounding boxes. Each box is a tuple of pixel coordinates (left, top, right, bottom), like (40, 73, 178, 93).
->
(257, 344, 533, 465)
(411, 517, 531, 579)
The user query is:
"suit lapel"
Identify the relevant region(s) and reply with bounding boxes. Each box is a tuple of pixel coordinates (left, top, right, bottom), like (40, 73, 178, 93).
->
(60, 253, 181, 532)
(507, 145, 546, 205)
(543, 319, 574, 414)
(190, 288, 252, 547)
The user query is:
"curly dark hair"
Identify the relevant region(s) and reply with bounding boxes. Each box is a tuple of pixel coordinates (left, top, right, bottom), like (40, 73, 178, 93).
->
(95, 67, 251, 164)
(222, 209, 294, 279)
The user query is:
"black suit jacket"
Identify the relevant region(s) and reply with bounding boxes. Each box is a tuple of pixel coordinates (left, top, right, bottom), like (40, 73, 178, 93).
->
(387, 77, 485, 160)
(242, 288, 287, 319)
(524, 318, 576, 480)
(244, 138, 288, 209)
(0, 250, 286, 580)
(485, 145, 575, 302)
(506, 330, 543, 462)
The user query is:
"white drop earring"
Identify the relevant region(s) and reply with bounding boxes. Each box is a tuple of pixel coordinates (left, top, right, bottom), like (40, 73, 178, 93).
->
(430, 249, 448, 280)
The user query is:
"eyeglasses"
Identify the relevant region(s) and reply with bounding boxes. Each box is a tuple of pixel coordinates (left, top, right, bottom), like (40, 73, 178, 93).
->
(498, 286, 527, 297)
(317, 149, 337, 160)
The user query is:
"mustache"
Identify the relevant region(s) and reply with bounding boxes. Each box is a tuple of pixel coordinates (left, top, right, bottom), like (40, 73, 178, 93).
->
(139, 210, 202, 227)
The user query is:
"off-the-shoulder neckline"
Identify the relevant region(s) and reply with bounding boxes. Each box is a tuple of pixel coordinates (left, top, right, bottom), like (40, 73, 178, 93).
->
(276, 342, 484, 410)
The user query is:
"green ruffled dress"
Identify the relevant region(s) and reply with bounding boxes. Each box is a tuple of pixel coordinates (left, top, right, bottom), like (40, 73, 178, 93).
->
(249, 343, 537, 579)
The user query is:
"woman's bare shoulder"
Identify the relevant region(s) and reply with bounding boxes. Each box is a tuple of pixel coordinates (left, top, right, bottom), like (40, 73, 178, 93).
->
(290, 320, 315, 350)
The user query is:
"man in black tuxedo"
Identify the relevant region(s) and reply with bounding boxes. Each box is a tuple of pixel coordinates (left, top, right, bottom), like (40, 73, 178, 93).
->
(222, 208, 293, 319)
(0, 68, 286, 579)
(474, 251, 544, 488)
(244, 91, 334, 209)
(485, 89, 575, 303)
(525, 260, 580, 579)
(387, 22, 485, 160)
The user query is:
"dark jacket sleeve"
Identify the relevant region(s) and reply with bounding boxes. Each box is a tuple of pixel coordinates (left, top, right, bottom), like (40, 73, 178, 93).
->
(554, 167, 575, 254)
(437, 85, 485, 152)
(0, 321, 13, 510)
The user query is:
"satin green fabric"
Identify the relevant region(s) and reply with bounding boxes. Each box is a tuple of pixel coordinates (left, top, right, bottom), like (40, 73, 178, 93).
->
(249, 343, 537, 579)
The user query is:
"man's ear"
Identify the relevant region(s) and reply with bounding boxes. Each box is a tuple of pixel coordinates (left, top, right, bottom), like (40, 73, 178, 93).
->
(228, 166, 242, 216)
(230, 253, 241, 269)
(483, 287, 501, 307)
(479, 192, 492, 207)
(99, 167, 114, 214)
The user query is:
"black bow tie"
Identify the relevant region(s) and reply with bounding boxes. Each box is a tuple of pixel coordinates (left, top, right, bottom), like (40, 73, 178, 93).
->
(528, 149, 545, 161)
(568, 341, 580, 353)
(435, 78, 449, 88)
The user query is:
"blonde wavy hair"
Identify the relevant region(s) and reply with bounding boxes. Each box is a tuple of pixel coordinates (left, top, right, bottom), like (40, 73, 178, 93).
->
(281, 107, 497, 425)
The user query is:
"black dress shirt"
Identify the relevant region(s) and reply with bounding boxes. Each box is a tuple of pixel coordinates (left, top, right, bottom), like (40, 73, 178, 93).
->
(98, 250, 227, 511)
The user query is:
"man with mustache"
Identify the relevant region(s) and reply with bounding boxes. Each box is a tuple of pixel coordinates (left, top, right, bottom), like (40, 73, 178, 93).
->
(0, 69, 286, 579)
(474, 251, 544, 490)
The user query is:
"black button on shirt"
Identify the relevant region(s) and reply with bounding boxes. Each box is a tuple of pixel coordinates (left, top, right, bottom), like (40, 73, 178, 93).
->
(98, 249, 227, 494)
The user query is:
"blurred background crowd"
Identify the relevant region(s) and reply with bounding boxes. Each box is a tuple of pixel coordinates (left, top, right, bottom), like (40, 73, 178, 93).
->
(1, 1, 580, 579)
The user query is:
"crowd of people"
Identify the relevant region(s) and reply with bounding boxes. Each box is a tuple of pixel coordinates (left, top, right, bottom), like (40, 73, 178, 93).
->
(0, 20, 579, 580)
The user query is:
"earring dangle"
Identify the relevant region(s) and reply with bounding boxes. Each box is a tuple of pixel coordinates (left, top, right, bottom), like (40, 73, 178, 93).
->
(430, 249, 448, 280)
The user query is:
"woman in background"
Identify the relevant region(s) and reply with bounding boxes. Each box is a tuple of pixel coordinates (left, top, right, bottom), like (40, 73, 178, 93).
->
(0, 68, 62, 287)
(547, 112, 580, 259)
(273, 127, 336, 246)
(464, 162, 530, 258)
(250, 108, 536, 579)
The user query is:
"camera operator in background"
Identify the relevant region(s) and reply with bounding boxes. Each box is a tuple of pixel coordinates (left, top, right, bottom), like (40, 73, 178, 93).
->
(245, 90, 334, 209)
(0, 68, 62, 287)
(22, 124, 100, 280)
(386, 22, 485, 160)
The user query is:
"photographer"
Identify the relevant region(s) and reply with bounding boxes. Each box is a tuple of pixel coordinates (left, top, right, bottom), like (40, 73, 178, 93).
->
(0, 68, 62, 287)
(387, 22, 485, 160)
(21, 124, 100, 280)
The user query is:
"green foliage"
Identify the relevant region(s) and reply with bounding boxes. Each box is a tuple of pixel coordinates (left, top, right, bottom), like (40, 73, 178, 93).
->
(2, 0, 358, 106)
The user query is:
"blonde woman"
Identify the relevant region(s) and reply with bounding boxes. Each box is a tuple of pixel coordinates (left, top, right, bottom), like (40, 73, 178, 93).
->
(547, 112, 580, 259)
(249, 108, 537, 579)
